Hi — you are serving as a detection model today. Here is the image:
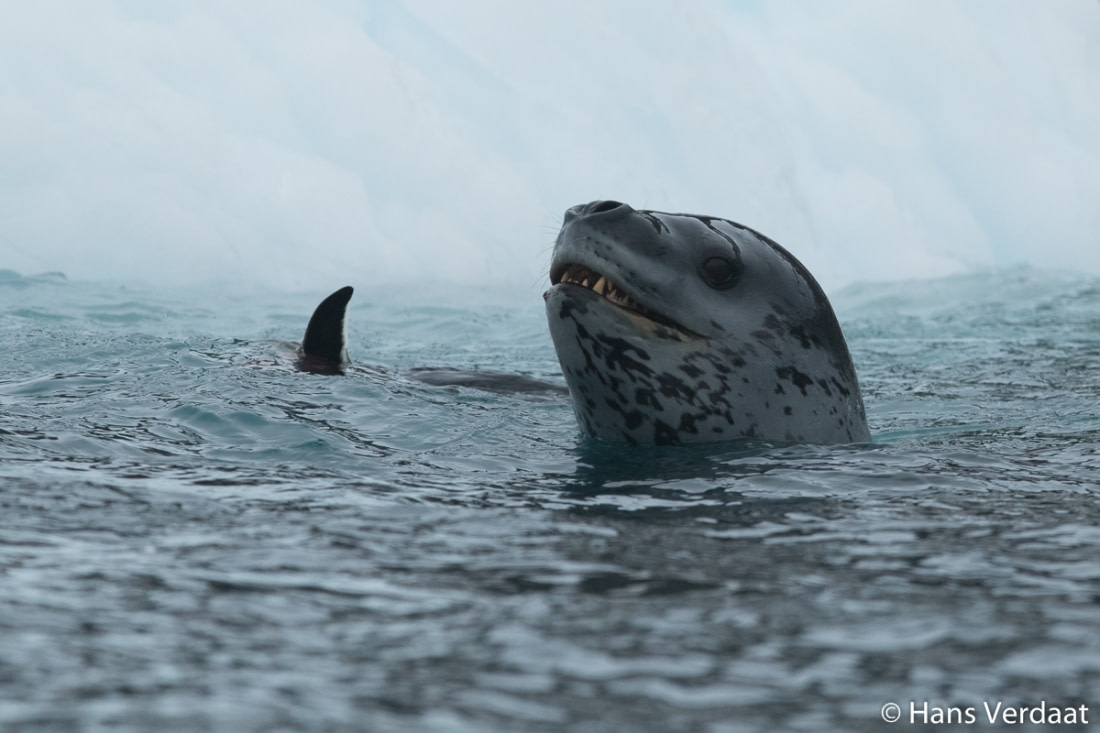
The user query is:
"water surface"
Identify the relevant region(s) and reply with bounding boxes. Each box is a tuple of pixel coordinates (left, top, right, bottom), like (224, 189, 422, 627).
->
(2, 268, 1098, 731)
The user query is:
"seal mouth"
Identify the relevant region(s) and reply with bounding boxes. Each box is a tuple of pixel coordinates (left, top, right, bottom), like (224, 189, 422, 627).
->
(550, 263, 696, 337)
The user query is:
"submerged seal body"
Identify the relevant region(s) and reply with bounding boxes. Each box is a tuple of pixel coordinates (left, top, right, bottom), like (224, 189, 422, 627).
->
(294, 287, 565, 395)
(544, 200, 869, 445)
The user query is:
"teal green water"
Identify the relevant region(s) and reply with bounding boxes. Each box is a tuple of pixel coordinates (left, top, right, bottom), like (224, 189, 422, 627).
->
(1, 268, 1098, 732)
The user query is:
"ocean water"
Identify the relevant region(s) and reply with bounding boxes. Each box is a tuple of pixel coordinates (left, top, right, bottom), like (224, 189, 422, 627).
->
(1, 267, 1098, 732)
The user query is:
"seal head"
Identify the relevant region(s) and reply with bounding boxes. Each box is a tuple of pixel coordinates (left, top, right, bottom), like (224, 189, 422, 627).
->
(544, 200, 869, 445)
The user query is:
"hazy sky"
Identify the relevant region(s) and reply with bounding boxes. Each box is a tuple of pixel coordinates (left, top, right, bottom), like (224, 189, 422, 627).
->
(2, 1, 1097, 293)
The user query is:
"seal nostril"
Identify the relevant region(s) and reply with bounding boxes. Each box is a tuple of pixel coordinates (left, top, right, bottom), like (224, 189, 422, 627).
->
(562, 204, 586, 224)
(589, 200, 625, 214)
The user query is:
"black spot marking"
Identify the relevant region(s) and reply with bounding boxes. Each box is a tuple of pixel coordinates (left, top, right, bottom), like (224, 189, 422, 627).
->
(680, 363, 704, 379)
(634, 387, 661, 410)
(678, 413, 700, 435)
(775, 366, 815, 396)
(641, 211, 670, 233)
(657, 373, 695, 402)
(653, 420, 680, 445)
(789, 325, 819, 350)
(763, 313, 785, 334)
(594, 334, 654, 377)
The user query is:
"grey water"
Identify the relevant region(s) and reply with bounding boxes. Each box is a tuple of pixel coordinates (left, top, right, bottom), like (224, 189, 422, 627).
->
(1, 267, 1098, 732)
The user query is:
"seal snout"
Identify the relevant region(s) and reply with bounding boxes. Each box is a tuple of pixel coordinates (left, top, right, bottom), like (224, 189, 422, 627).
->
(563, 199, 633, 224)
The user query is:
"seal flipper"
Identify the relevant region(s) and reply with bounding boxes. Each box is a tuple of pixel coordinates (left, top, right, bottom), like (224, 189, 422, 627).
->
(297, 286, 353, 375)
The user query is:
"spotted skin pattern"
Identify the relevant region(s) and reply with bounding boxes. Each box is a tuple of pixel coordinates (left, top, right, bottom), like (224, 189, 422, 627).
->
(545, 201, 870, 445)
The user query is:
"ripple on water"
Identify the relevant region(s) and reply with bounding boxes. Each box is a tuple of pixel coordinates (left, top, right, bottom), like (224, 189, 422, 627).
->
(1, 272, 1099, 731)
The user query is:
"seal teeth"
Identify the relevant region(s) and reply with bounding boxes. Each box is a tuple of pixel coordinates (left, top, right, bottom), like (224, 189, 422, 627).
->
(555, 264, 645, 313)
(558, 264, 590, 286)
(553, 260, 698, 339)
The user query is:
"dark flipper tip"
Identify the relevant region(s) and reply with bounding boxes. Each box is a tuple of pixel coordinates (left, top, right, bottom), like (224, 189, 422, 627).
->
(297, 286, 353, 375)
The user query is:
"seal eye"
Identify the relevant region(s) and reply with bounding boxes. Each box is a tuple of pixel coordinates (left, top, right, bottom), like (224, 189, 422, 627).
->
(701, 256, 739, 289)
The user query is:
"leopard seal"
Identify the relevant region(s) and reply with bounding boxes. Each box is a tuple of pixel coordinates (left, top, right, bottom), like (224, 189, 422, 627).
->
(544, 200, 870, 445)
